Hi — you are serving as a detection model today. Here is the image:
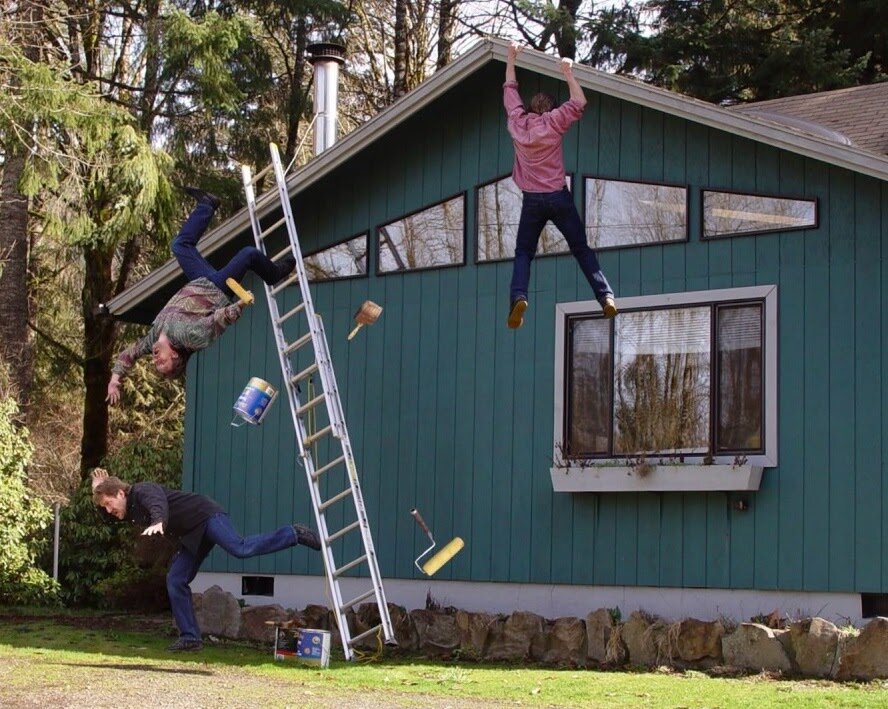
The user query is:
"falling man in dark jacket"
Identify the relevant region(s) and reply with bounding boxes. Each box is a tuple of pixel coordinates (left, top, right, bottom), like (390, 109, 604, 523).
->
(91, 468, 321, 652)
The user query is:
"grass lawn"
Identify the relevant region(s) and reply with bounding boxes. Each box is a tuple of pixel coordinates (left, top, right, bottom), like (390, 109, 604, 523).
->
(1, 611, 887, 708)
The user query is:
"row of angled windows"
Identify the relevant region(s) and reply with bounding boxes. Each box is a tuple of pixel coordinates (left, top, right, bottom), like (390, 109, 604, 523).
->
(302, 175, 818, 284)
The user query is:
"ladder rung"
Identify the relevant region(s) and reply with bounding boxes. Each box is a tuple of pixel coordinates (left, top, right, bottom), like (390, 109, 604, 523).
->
(341, 588, 376, 612)
(271, 245, 292, 262)
(304, 424, 332, 447)
(283, 331, 313, 355)
(297, 393, 327, 416)
(271, 273, 299, 296)
(326, 520, 361, 543)
(291, 362, 318, 385)
(312, 455, 345, 480)
(252, 162, 273, 183)
(319, 487, 354, 512)
(259, 215, 287, 240)
(349, 623, 383, 646)
(277, 302, 306, 325)
(334, 553, 368, 578)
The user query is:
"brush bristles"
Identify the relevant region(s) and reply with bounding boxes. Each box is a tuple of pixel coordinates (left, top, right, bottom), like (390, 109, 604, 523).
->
(422, 537, 464, 576)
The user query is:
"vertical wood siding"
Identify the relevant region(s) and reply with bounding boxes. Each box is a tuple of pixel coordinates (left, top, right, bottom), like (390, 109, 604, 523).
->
(184, 62, 888, 594)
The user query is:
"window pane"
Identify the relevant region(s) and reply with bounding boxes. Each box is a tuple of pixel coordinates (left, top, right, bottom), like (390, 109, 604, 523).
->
(717, 305, 763, 451)
(378, 195, 464, 272)
(566, 318, 612, 456)
(585, 179, 687, 248)
(477, 176, 572, 261)
(703, 191, 816, 237)
(304, 234, 368, 282)
(613, 308, 711, 455)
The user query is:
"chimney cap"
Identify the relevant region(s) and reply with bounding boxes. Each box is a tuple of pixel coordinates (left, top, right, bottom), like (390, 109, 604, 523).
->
(307, 42, 346, 65)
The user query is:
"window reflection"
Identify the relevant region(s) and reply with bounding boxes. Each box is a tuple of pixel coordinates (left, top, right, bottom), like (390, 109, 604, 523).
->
(378, 195, 465, 273)
(477, 175, 573, 261)
(716, 305, 763, 450)
(585, 178, 687, 248)
(563, 300, 766, 459)
(703, 191, 816, 237)
(304, 234, 368, 283)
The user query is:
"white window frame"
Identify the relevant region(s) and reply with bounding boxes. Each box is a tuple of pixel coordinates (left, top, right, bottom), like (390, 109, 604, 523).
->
(552, 285, 778, 492)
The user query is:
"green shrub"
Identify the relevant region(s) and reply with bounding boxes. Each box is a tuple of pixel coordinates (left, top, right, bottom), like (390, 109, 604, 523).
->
(0, 396, 59, 605)
(57, 439, 181, 607)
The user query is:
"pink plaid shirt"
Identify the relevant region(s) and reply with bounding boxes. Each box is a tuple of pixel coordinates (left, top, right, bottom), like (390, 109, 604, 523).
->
(503, 80, 584, 192)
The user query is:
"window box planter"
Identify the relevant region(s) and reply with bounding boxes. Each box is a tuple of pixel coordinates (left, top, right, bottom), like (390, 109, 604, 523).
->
(550, 463, 764, 493)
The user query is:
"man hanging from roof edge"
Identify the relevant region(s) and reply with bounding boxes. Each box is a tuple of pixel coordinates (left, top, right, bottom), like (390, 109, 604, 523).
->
(503, 42, 617, 329)
(106, 187, 297, 404)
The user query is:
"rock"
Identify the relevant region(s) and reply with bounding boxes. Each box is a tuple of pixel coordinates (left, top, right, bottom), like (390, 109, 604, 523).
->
(485, 611, 545, 662)
(783, 618, 840, 678)
(676, 619, 724, 664)
(389, 603, 419, 652)
(456, 610, 500, 659)
(410, 609, 460, 658)
(542, 617, 587, 666)
(194, 585, 241, 638)
(585, 609, 614, 663)
(240, 604, 288, 644)
(836, 617, 888, 681)
(722, 623, 791, 673)
(622, 612, 659, 666)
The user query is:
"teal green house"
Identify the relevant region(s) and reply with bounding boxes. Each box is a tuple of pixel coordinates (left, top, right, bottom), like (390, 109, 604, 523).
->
(109, 39, 888, 624)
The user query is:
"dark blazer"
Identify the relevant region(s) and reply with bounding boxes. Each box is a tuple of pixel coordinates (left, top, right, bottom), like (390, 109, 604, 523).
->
(125, 482, 224, 554)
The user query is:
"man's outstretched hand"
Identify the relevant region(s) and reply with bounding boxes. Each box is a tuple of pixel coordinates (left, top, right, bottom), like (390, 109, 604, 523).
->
(508, 41, 522, 61)
(142, 522, 164, 536)
(91, 467, 109, 491)
(560, 56, 574, 76)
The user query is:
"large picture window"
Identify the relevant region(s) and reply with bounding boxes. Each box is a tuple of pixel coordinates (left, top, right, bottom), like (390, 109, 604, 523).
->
(555, 286, 777, 469)
(377, 194, 465, 273)
(304, 233, 367, 283)
(584, 178, 687, 249)
(476, 175, 573, 262)
(703, 190, 817, 238)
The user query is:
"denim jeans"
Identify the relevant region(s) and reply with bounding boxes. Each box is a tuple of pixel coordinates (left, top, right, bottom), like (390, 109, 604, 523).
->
(510, 188, 613, 303)
(166, 513, 297, 640)
(172, 204, 286, 296)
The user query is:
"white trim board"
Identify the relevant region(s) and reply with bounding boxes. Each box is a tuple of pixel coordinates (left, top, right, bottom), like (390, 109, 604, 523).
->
(193, 572, 865, 626)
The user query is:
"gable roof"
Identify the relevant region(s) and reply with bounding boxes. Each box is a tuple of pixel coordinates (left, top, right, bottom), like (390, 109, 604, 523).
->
(731, 82, 888, 156)
(108, 38, 888, 321)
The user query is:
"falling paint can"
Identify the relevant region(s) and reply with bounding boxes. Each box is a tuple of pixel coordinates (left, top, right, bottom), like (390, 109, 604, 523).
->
(231, 377, 278, 427)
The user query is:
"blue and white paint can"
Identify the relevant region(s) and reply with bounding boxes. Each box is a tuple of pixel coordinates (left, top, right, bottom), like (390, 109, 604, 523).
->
(232, 377, 278, 426)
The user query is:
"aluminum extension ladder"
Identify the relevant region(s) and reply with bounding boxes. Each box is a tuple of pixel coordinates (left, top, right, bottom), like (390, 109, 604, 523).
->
(240, 142, 394, 659)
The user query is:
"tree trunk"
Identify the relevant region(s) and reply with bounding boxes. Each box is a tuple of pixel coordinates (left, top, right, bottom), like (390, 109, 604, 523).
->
(0, 150, 34, 408)
(436, 0, 458, 70)
(284, 16, 308, 161)
(393, 0, 408, 99)
(555, 0, 582, 60)
(79, 245, 117, 474)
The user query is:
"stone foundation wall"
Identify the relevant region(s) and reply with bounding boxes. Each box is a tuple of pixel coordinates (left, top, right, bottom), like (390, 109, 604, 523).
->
(192, 585, 886, 680)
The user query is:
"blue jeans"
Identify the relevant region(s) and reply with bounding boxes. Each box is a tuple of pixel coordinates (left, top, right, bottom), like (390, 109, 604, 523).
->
(510, 188, 613, 303)
(172, 204, 286, 296)
(166, 513, 297, 640)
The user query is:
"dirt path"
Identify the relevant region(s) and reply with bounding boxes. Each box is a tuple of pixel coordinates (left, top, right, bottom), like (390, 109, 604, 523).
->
(0, 654, 518, 709)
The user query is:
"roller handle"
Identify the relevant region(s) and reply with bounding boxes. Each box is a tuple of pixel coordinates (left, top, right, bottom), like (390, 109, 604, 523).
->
(410, 508, 434, 542)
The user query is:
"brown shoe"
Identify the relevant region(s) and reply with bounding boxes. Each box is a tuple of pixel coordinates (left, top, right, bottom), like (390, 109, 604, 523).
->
(507, 297, 528, 329)
(602, 296, 618, 319)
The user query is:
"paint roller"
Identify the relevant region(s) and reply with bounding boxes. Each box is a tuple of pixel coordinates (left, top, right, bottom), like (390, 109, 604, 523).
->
(225, 277, 255, 306)
(348, 300, 383, 340)
(410, 508, 464, 576)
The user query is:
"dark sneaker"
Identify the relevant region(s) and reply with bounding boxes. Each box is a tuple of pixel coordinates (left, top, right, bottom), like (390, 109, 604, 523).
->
(275, 255, 297, 284)
(167, 637, 203, 652)
(294, 523, 321, 550)
(183, 186, 221, 210)
(507, 296, 528, 329)
(602, 296, 618, 319)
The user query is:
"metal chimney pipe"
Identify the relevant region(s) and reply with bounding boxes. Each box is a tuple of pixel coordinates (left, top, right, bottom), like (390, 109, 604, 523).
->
(307, 42, 346, 155)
